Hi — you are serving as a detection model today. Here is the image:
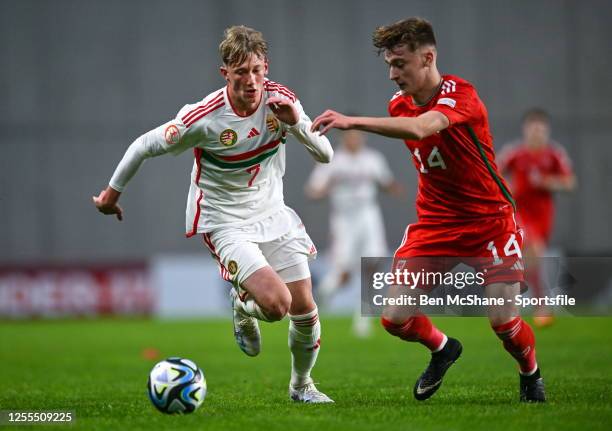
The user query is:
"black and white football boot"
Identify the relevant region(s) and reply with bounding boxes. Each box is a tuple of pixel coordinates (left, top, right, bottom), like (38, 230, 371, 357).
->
(520, 368, 546, 403)
(413, 337, 463, 401)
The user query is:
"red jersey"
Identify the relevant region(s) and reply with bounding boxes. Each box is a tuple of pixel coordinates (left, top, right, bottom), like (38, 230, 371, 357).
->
(388, 74, 514, 221)
(497, 141, 573, 241)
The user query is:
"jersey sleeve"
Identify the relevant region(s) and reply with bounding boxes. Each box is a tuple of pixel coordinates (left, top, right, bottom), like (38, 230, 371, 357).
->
(288, 99, 334, 163)
(306, 162, 333, 192)
(431, 81, 480, 126)
(496, 143, 518, 174)
(551, 145, 574, 176)
(373, 152, 394, 186)
(388, 92, 404, 117)
(108, 109, 196, 192)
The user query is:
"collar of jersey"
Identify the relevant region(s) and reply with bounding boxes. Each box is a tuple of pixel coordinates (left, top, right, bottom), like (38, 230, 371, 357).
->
(225, 85, 263, 118)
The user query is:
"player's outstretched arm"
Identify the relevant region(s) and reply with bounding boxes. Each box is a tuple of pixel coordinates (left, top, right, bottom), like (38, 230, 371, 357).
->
(311, 110, 449, 140)
(268, 97, 333, 163)
(92, 119, 189, 221)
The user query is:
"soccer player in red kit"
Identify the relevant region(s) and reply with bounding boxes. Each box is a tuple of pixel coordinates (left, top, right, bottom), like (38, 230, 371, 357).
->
(499, 109, 576, 327)
(312, 17, 545, 402)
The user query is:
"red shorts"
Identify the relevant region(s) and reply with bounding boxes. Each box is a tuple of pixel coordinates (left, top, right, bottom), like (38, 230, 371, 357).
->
(393, 215, 525, 287)
(517, 212, 552, 245)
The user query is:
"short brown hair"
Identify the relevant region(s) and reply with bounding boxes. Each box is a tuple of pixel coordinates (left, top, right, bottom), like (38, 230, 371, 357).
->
(219, 25, 268, 66)
(522, 108, 550, 125)
(372, 17, 436, 53)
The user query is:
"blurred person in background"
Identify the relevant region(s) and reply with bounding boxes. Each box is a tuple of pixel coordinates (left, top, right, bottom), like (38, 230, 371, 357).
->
(498, 109, 576, 327)
(305, 129, 403, 338)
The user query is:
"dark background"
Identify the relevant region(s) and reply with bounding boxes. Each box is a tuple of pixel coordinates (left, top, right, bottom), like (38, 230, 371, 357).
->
(1, 0, 611, 263)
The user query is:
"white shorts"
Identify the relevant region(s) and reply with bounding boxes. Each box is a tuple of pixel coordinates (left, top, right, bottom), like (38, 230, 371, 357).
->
(200, 206, 317, 292)
(330, 205, 388, 271)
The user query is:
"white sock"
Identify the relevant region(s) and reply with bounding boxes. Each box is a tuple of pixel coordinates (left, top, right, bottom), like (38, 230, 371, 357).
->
(520, 364, 539, 376)
(317, 271, 341, 305)
(235, 295, 273, 322)
(433, 334, 448, 353)
(352, 308, 372, 338)
(288, 307, 321, 387)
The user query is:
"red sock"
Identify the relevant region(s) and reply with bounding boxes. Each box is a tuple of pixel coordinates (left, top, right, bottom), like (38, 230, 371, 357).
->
(381, 315, 446, 351)
(492, 317, 537, 374)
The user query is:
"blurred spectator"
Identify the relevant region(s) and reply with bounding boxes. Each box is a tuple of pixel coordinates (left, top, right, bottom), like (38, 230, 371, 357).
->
(306, 130, 402, 337)
(498, 108, 576, 327)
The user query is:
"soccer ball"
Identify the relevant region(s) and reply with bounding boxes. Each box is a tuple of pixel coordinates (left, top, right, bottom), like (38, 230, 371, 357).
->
(147, 357, 207, 414)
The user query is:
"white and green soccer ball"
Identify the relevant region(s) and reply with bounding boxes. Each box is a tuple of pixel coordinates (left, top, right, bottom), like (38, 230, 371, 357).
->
(147, 357, 207, 414)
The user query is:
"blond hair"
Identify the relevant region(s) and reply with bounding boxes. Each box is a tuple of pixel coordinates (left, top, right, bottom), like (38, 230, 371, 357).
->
(219, 25, 268, 66)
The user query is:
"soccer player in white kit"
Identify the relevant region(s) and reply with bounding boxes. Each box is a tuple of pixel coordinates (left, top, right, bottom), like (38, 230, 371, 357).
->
(306, 130, 401, 337)
(92, 26, 334, 403)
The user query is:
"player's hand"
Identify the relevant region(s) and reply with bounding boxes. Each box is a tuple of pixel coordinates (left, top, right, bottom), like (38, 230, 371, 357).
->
(311, 110, 353, 135)
(267, 96, 299, 126)
(92, 187, 123, 221)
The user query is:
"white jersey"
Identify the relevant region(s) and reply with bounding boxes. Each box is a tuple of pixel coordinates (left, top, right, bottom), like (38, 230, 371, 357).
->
(307, 147, 393, 214)
(109, 79, 332, 236)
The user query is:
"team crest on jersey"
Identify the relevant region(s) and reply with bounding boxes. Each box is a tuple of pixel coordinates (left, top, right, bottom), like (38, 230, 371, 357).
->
(164, 125, 181, 145)
(266, 114, 280, 133)
(219, 129, 238, 146)
(228, 260, 238, 275)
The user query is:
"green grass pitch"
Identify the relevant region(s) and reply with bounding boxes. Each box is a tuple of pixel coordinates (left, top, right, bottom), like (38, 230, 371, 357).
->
(1, 317, 610, 430)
